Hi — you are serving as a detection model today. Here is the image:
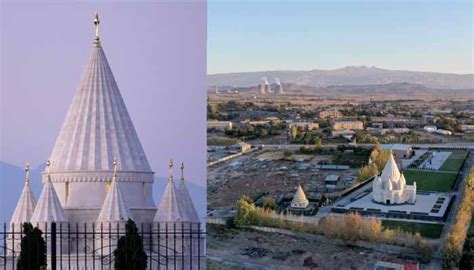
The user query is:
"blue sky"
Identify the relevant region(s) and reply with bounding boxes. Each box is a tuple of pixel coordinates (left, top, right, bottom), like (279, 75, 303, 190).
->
(208, 1, 473, 74)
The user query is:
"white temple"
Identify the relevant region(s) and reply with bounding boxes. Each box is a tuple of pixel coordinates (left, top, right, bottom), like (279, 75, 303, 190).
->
(372, 152, 416, 205)
(291, 185, 309, 209)
(8, 12, 203, 269)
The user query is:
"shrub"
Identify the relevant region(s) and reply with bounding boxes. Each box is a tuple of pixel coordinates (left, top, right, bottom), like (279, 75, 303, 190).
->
(262, 196, 276, 210)
(235, 196, 258, 226)
(225, 216, 237, 229)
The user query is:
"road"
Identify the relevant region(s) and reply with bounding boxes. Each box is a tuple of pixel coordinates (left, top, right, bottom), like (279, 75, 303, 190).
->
(259, 142, 474, 150)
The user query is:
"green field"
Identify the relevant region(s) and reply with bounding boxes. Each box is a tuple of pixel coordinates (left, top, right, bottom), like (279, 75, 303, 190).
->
(404, 170, 458, 192)
(440, 150, 468, 171)
(382, 220, 444, 239)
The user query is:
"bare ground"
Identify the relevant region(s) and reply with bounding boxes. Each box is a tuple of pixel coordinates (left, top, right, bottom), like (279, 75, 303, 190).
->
(207, 224, 386, 270)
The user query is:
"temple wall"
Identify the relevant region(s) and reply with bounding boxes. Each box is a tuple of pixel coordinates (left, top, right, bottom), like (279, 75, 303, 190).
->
(53, 181, 156, 210)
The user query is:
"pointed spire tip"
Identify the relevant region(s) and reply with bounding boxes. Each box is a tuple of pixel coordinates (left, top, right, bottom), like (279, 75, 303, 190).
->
(180, 162, 185, 182)
(93, 12, 101, 46)
(113, 157, 118, 182)
(46, 160, 52, 182)
(25, 162, 30, 183)
(168, 159, 174, 182)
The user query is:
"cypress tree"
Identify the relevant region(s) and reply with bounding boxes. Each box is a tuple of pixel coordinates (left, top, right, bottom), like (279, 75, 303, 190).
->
(17, 223, 46, 270)
(113, 219, 148, 270)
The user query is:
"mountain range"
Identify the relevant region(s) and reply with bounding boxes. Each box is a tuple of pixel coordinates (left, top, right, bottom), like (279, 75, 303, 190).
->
(208, 66, 474, 90)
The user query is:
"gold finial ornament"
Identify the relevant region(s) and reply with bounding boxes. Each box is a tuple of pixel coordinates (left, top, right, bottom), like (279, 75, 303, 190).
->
(180, 162, 185, 183)
(113, 157, 118, 182)
(168, 159, 174, 181)
(46, 160, 52, 182)
(94, 12, 101, 46)
(25, 162, 30, 183)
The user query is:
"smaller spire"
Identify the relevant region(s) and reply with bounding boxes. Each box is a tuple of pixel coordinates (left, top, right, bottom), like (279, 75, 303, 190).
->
(112, 157, 118, 182)
(46, 160, 51, 182)
(25, 162, 30, 183)
(168, 159, 174, 182)
(93, 12, 101, 47)
(180, 162, 185, 183)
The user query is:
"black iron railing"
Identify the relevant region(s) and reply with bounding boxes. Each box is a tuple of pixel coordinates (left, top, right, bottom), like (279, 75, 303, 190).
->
(1, 222, 205, 270)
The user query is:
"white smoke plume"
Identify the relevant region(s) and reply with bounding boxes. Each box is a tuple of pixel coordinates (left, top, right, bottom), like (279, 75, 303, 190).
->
(262, 77, 269, 85)
(274, 78, 281, 85)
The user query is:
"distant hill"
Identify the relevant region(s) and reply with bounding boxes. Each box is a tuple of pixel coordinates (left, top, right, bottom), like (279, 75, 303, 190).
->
(208, 66, 474, 90)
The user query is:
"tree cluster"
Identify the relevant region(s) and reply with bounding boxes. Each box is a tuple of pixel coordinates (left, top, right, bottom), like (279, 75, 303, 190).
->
(357, 144, 390, 181)
(17, 223, 46, 270)
(443, 167, 474, 269)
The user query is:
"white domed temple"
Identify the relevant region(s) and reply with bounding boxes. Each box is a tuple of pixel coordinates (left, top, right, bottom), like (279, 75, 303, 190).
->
(372, 152, 416, 205)
(7, 13, 203, 269)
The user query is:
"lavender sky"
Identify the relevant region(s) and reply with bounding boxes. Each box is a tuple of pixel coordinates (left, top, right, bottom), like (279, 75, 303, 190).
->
(0, 2, 206, 199)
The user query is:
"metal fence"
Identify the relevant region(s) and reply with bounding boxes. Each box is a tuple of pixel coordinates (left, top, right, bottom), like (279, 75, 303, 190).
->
(1, 222, 205, 270)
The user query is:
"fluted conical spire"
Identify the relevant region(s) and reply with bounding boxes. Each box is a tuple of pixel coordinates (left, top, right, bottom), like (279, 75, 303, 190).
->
(381, 153, 401, 183)
(96, 158, 131, 223)
(154, 160, 184, 222)
(292, 185, 309, 206)
(30, 161, 66, 223)
(10, 163, 37, 226)
(177, 163, 199, 223)
(47, 13, 152, 180)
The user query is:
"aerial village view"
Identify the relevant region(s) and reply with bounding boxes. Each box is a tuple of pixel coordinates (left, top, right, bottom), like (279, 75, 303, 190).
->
(206, 2, 474, 270)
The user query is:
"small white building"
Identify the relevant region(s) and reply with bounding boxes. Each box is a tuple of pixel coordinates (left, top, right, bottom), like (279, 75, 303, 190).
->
(325, 174, 339, 189)
(460, 124, 474, 132)
(288, 121, 319, 131)
(381, 144, 413, 159)
(229, 142, 252, 154)
(207, 120, 233, 131)
(424, 125, 437, 132)
(435, 129, 452, 136)
(372, 153, 416, 205)
(290, 185, 309, 209)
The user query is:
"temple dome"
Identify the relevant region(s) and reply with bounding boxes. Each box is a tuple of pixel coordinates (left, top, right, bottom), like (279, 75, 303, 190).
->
(47, 42, 153, 183)
(380, 154, 401, 190)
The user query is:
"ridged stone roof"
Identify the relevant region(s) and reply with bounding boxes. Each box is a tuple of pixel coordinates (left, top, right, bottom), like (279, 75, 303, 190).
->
(292, 185, 309, 206)
(177, 178, 199, 223)
(96, 180, 131, 223)
(47, 41, 152, 179)
(96, 162, 131, 223)
(30, 177, 66, 223)
(380, 153, 401, 188)
(10, 165, 37, 226)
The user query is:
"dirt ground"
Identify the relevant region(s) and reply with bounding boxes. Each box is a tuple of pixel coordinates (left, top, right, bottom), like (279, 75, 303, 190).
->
(207, 224, 384, 270)
(207, 150, 358, 209)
